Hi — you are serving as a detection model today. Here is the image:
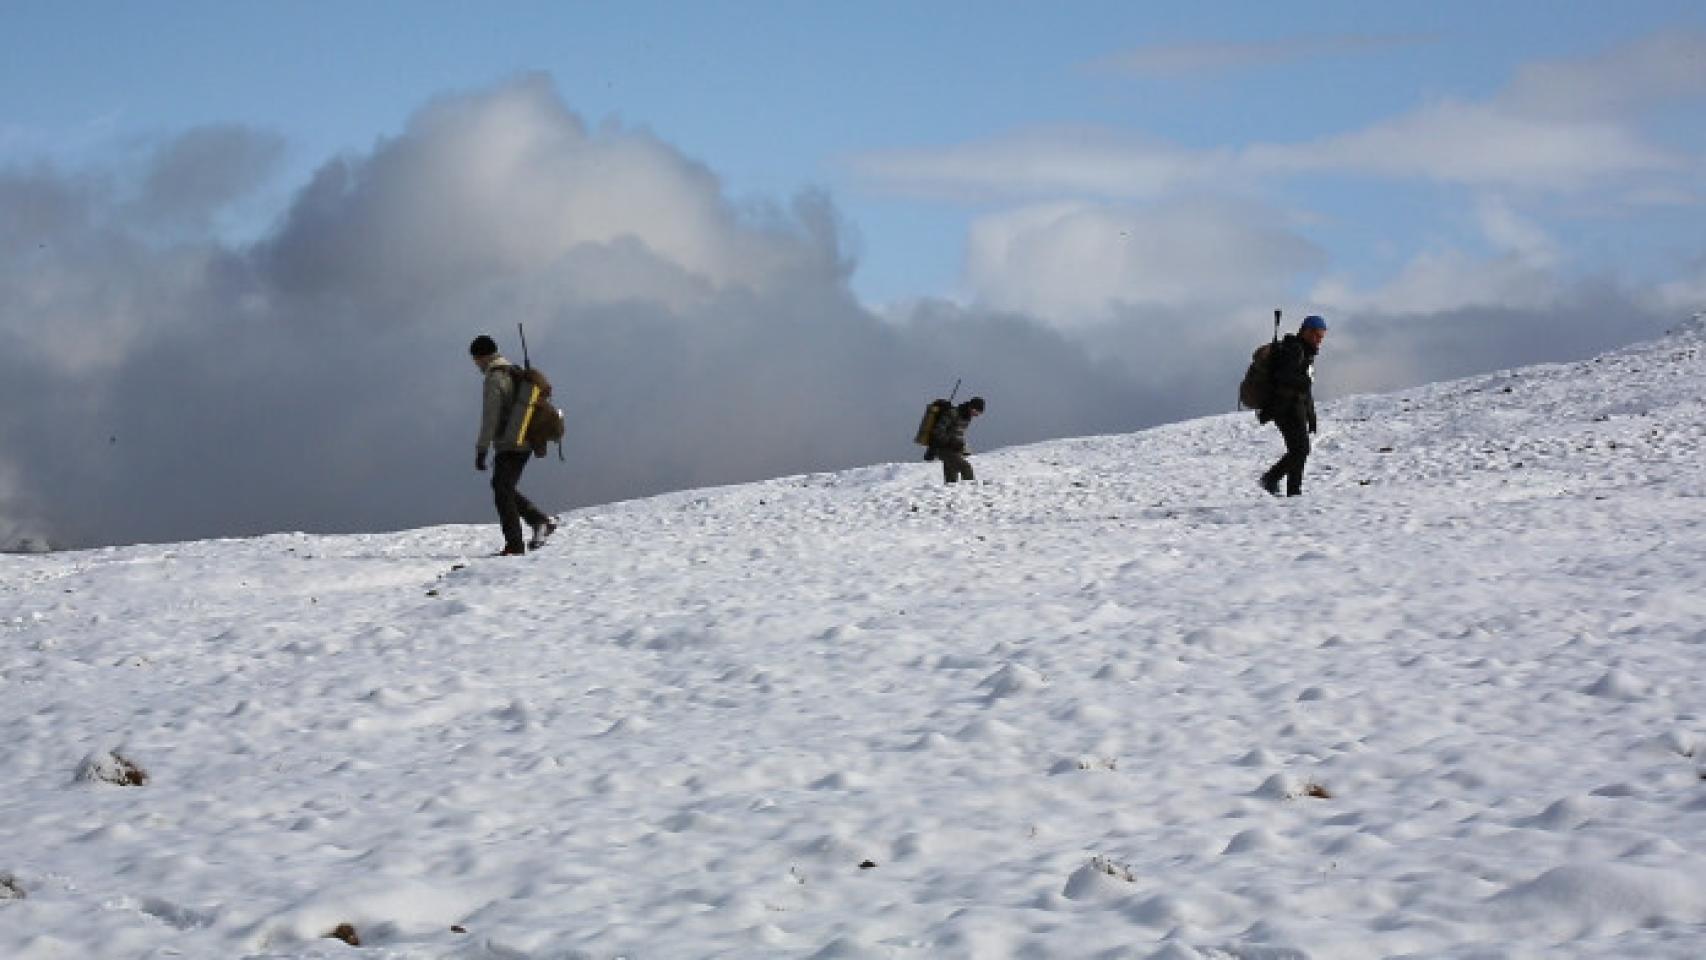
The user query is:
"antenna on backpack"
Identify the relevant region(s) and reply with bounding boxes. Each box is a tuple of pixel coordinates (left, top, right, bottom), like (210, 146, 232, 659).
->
(947, 378, 962, 403)
(1272, 308, 1282, 344)
(517, 322, 532, 371)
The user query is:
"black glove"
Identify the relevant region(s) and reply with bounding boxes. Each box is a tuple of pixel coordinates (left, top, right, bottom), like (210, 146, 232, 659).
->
(1308, 416, 1318, 435)
(475, 449, 488, 472)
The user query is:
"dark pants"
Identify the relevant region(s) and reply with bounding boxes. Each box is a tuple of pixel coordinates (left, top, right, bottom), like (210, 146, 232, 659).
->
(940, 449, 974, 484)
(491, 451, 549, 550)
(1262, 415, 1310, 496)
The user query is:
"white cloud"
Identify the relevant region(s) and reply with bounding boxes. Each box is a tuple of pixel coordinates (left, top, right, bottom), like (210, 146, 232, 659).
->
(0, 74, 1689, 551)
(1311, 196, 1565, 315)
(0, 78, 1158, 549)
(1312, 249, 1561, 316)
(263, 74, 840, 308)
(1244, 99, 1680, 189)
(1474, 195, 1559, 267)
(858, 99, 1680, 200)
(856, 32, 1702, 198)
(132, 125, 286, 229)
(965, 198, 1322, 325)
(851, 129, 1230, 201)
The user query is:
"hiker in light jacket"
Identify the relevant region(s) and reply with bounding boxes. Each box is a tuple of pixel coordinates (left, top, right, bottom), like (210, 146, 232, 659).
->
(1258, 316, 1326, 497)
(470, 335, 555, 555)
(928, 396, 986, 484)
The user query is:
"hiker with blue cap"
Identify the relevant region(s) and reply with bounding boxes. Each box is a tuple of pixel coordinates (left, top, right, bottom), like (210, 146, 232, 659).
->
(1258, 315, 1328, 497)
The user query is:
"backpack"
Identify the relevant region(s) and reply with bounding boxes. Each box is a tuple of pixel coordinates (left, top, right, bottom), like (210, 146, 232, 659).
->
(1238, 342, 1277, 411)
(503, 366, 566, 459)
(1239, 309, 1287, 412)
(914, 398, 953, 446)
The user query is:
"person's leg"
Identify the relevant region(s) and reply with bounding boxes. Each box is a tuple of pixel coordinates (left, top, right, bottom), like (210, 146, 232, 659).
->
(490, 452, 530, 551)
(941, 450, 972, 484)
(1261, 425, 1287, 494)
(511, 465, 547, 528)
(1258, 468, 1281, 495)
(1274, 416, 1311, 496)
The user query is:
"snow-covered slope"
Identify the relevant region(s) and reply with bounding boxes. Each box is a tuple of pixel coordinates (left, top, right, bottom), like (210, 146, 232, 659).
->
(3, 323, 1705, 960)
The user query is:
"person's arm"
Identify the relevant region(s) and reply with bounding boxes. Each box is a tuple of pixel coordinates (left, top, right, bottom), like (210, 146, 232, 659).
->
(477, 369, 506, 452)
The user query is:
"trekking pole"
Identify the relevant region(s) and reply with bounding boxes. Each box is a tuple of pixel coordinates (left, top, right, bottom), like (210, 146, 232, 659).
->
(947, 378, 962, 403)
(517, 322, 532, 371)
(1272, 308, 1282, 344)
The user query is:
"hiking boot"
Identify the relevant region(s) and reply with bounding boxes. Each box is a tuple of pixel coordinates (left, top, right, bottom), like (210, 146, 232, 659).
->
(528, 517, 557, 550)
(493, 544, 527, 557)
(1258, 474, 1281, 497)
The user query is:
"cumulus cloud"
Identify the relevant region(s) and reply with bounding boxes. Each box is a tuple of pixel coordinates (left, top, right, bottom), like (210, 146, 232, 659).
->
(0, 74, 1692, 552)
(850, 128, 1226, 202)
(964, 197, 1323, 324)
(1308, 195, 1566, 316)
(261, 76, 842, 307)
(852, 31, 1699, 390)
(954, 190, 1679, 419)
(0, 77, 1162, 549)
(133, 125, 286, 230)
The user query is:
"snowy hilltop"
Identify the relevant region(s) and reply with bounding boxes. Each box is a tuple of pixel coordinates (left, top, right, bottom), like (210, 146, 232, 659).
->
(2, 323, 1705, 959)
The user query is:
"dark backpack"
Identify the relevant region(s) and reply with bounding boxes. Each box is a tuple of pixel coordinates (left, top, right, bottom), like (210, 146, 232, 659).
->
(1239, 309, 1290, 411)
(502, 366, 566, 459)
(1238, 342, 1277, 411)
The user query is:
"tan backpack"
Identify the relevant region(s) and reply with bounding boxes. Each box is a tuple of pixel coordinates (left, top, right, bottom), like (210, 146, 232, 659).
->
(504, 366, 565, 459)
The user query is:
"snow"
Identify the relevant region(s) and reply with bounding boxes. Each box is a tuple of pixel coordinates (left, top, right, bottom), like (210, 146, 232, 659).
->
(3, 324, 1706, 959)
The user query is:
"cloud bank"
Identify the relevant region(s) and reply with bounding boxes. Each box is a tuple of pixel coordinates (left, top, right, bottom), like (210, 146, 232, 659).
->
(0, 78, 1153, 549)
(853, 33, 1699, 397)
(0, 71, 1694, 550)
(861, 32, 1706, 198)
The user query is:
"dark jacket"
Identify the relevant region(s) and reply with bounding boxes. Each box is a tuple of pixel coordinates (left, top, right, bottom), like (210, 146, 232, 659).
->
(1262, 334, 1318, 432)
(931, 403, 975, 454)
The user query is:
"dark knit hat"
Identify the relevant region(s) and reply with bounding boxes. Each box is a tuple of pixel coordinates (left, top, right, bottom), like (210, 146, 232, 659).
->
(1299, 315, 1328, 332)
(469, 335, 498, 357)
(965, 396, 986, 413)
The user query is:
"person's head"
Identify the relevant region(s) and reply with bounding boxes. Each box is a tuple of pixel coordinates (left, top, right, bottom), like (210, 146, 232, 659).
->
(469, 334, 498, 370)
(1298, 315, 1328, 348)
(961, 396, 986, 418)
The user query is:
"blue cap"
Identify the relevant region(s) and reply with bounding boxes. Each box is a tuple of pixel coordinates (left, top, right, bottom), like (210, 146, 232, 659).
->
(1300, 315, 1328, 332)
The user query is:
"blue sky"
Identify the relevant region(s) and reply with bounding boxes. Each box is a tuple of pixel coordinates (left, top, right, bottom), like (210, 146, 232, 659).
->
(6, 1, 1703, 307)
(4, 2, 1706, 547)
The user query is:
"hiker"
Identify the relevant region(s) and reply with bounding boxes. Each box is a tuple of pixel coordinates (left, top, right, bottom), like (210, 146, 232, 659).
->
(929, 396, 986, 484)
(1258, 316, 1327, 497)
(470, 335, 556, 555)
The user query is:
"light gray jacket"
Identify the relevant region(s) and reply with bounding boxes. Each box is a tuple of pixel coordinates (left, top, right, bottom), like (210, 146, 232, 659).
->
(476, 357, 526, 454)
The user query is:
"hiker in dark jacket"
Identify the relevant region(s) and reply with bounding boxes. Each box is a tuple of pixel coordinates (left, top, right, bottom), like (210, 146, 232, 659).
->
(470, 335, 555, 555)
(1259, 316, 1327, 497)
(928, 396, 985, 484)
